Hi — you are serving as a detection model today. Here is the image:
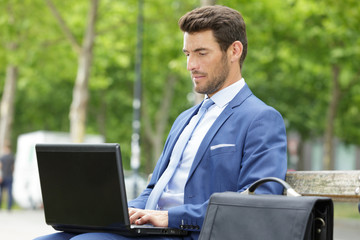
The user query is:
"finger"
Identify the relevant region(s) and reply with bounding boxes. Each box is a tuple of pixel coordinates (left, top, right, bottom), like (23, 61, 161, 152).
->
(135, 211, 168, 227)
(129, 210, 145, 224)
(128, 208, 137, 216)
(129, 208, 144, 219)
(135, 214, 150, 225)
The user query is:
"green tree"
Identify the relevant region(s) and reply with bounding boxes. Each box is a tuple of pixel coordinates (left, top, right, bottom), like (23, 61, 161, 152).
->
(45, 0, 99, 143)
(223, 0, 360, 169)
(1, 0, 358, 173)
(0, 1, 18, 155)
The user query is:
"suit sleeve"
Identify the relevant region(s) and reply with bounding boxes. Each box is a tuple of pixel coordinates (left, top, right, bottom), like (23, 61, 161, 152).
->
(237, 107, 287, 194)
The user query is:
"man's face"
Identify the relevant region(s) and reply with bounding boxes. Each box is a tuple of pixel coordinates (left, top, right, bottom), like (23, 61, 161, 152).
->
(183, 30, 230, 97)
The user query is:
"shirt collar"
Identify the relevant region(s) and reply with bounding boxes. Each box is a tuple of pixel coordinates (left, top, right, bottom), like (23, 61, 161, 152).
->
(206, 78, 245, 108)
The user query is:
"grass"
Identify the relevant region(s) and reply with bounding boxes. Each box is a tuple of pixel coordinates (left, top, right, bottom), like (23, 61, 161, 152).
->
(334, 202, 360, 219)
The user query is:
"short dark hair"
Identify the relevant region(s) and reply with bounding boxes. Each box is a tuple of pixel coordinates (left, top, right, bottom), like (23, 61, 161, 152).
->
(178, 5, 247, 69)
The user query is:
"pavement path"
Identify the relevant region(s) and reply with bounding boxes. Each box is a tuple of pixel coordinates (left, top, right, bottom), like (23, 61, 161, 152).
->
(0, 210, 56, 240)
(1, 210, 360, 240)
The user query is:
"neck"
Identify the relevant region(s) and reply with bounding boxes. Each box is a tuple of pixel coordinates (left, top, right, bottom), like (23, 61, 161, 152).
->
(226, 64, 242, 86)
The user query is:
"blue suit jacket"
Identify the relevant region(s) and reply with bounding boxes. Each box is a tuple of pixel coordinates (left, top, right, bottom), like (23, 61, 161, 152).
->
(129, 84, 287, 239)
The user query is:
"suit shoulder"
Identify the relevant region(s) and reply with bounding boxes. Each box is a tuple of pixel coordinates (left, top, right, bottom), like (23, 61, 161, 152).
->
(236, 94, 284, 120)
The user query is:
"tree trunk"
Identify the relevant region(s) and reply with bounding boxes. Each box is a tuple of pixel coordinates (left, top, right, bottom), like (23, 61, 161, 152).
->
(323, 65, 341, 170)
(152, 75, 177, 161)
(47, 0, 99, 142)
(297, 139, 305, 170)
(201, 0, 216, 6)
(70, 53, 91, 142)
(143, 75, 177, 172)
(69, 0, 99, 142)
(96, 91, 107, 138)
(0, 65, 18, 155)
(0, 3, 18, 155)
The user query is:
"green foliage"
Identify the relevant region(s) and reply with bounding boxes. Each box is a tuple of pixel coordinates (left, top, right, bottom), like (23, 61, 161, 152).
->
(0, 0, 359, 171)
(221, 0, 360, 144)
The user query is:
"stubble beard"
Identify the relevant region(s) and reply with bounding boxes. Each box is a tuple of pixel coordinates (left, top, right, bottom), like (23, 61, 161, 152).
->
(193, 54, 230, 95)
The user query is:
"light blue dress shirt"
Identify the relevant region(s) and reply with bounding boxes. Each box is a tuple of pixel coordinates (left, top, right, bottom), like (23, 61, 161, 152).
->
(157, 78, 245, 210)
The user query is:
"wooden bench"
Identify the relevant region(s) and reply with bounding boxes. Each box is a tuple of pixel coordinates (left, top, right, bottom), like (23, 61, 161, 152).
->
(148, 170, 360, 204)
(285, 170, 360, 203)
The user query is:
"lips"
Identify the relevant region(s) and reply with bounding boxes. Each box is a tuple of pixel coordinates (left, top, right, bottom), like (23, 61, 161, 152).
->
(191, 72, 207, 81)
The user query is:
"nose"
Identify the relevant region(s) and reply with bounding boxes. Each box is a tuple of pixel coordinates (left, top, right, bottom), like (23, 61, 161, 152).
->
(187, 55, 198, 71)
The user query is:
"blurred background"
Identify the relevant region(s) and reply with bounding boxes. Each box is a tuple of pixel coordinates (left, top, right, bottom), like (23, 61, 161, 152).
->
(0, 0, 359, 238)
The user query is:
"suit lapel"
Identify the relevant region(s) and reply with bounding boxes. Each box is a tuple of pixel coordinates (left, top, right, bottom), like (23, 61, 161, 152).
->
(157, 104, 201, 175)
(187, 84, 253, 181)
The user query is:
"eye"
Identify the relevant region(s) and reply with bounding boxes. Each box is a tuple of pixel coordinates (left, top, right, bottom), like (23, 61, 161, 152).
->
(199, 51, 207, 56)
(183, 51, 190, 57)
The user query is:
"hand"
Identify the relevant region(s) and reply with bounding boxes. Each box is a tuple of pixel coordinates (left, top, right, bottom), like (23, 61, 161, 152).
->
(128, 208, 168, 227)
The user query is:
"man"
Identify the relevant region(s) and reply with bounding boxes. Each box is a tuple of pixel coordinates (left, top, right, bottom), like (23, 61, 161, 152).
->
(0, 144, 15, 211)
(35, 5, 287, 240)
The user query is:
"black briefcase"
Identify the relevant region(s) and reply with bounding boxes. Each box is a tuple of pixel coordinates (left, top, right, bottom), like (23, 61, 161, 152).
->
(199, 177, 333, 240)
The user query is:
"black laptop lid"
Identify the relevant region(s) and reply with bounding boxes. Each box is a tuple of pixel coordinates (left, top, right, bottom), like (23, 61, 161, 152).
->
(36, 143, 130, 231)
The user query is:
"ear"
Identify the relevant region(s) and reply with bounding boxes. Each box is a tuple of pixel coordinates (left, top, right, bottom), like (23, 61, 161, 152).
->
(229, 41, 243, 63)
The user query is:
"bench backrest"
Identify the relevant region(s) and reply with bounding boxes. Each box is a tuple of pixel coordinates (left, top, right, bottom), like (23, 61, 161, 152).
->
(285, 170, 360, 202)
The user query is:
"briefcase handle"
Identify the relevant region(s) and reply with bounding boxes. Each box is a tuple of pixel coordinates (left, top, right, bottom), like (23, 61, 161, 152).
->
(241, 177, 301, 197)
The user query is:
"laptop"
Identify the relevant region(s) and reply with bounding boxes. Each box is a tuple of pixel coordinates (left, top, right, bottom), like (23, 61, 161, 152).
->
(35, 143, 188, 236)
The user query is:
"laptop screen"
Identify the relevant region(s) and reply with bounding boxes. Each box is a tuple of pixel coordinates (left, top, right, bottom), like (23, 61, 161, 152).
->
(36, 143, 130, 230)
